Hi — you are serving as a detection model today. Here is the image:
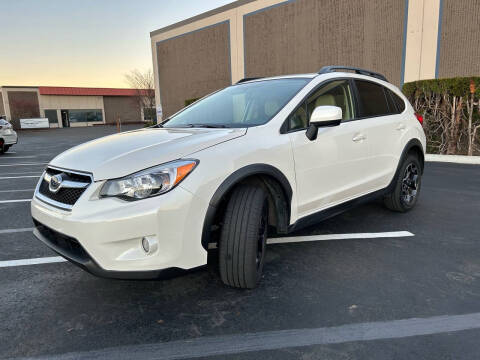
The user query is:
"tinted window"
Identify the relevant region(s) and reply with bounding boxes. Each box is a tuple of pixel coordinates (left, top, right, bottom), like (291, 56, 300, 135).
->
(355, 80, 389, 117)
(391, 90, 406, 113)
(287, 80, 355, 131)
(306, 80, 355, 121)
(164, 78, 309, 128)
(384, 88, 406, 114)
(44, 109, 58, 124)
(288, 103, 308, 131)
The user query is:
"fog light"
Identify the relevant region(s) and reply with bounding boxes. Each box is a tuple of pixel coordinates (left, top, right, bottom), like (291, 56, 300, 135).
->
(141, 237, 150, 253)
(141, 236, 158, 255)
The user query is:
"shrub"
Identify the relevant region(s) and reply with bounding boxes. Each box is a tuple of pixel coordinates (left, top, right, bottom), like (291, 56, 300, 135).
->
(403, 77, 480, 155)
(185, 98, 200, 107)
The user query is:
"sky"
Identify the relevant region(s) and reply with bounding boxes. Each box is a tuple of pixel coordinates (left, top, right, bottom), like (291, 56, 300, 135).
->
(0, 0, 234, 88)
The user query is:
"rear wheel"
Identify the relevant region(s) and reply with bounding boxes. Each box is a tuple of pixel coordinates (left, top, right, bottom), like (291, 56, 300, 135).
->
(219, 185, 268, 289)
(384, 154, 422, 212)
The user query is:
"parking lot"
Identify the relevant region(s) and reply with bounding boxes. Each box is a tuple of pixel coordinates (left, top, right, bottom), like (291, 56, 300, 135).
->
(1, 126, 480, 359)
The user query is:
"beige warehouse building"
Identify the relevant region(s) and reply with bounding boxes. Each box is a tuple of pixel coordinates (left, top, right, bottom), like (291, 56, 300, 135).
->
(150, 0, 480, 119)
(0, 86, 150, 130)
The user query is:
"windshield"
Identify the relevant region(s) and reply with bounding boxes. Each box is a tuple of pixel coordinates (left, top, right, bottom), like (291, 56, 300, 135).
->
(163, 78, 310, 128)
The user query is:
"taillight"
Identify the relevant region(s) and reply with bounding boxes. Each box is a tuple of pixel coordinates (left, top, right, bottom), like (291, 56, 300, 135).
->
(415, 113, 423, 125)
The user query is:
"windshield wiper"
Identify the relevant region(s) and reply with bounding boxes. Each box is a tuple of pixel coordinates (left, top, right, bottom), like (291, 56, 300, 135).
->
(184, 123, 227, 128)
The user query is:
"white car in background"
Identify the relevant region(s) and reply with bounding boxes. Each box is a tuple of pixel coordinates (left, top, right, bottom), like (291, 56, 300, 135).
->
(0, 118, 17, 154)
(31, 66, 426, 289)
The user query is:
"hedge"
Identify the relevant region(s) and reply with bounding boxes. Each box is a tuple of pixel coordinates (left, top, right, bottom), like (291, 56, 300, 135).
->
(402, 77, 480, 155)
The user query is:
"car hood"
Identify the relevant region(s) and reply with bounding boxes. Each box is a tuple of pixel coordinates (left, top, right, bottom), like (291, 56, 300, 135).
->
(49, 127, 246, 180)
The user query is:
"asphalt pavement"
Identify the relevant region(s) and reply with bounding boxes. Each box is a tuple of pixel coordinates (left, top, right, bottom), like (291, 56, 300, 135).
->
(0, 126, 479, 359)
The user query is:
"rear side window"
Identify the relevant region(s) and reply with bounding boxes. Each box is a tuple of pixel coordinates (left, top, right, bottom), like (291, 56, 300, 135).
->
(388, 89, 406, 113)
(355, 80, 390, 117)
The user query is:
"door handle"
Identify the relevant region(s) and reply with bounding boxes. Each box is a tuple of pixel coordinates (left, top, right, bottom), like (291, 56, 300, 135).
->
(352, 133, 366, 142)
(396, 123, 406, 131)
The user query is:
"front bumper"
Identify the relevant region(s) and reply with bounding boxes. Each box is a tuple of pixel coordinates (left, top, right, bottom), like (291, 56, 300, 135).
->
(32, 220, 202, 279)
(31, 181, 209, 278)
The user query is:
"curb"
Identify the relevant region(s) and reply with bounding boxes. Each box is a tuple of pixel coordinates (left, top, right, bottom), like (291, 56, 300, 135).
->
(425, 154, 480, 165)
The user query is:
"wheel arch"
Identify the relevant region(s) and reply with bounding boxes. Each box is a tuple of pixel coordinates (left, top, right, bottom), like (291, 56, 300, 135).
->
(201, 164, 293, 250)
(387, 138, 425, 192)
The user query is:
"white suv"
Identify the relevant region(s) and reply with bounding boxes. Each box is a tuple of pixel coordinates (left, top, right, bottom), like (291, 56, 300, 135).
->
(31, 66, 426, 288)
(0, 118, 17, 154)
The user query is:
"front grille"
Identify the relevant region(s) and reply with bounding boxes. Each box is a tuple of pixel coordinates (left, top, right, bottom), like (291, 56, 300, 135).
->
(34, 219, 90, 262)
(36, 167, 92, 208)
(38, 180, 86, 205)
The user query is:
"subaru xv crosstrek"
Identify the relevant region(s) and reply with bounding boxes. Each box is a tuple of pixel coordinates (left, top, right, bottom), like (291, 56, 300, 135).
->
(31, 66, 426, 288)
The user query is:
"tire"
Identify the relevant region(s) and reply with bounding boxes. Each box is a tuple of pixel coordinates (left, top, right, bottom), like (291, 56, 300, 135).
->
(0, 140, 4, 154)
(219, 185, 268, 289)
(3, 145, 9, 153)
(384, 154, 422, 212)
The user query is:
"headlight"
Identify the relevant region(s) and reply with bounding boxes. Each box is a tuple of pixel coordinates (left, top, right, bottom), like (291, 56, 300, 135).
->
(100, 159, 198, 200)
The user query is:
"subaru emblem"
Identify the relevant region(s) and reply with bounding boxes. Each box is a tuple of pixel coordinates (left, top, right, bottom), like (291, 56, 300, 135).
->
(49, 174, 63, 193)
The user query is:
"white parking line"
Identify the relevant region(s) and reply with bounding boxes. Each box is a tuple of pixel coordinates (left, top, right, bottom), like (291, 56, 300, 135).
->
(268, 231, 414, 245)
(207, 231, 414, 249)
(0, 175, 40, 180)
(20, 312, 480, 360)
(0, 199, 31, 204)
(0, 256, 66, 268)
(0, 189, 34, 193)
(0, 171, 42, 176)
(0, 231, 415, 268)
(0, 227, 34, 234)
(0, 155, 37, 159)
(0, 162, 47, 167)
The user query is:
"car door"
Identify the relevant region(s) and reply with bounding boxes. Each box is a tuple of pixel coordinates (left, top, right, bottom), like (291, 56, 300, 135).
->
(353, 80, 405, 190)
(287, 79, 371, 219)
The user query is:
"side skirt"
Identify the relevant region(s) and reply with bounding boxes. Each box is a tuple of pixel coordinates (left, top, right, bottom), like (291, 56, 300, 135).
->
(288, 187, 389, 233)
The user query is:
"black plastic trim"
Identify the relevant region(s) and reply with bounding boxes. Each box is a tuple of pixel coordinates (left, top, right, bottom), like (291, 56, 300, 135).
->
(201, 164, 293, 250)
(32, 219, 203, 280)
(318, 66, 388, 82)
(236, 77, 262, 84)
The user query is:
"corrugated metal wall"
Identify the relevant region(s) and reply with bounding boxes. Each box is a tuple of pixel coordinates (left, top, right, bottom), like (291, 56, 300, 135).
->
(437, 0, 480, 78)
(8, 91, 40, 129)
(244, 0, 405, 86)
(156, 21, 231, 117)
(0, 92, 4, 116)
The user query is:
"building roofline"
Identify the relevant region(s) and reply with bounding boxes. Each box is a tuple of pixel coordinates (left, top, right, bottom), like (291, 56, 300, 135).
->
(1, 86, 39, 89)
(150, 0, 256, 37)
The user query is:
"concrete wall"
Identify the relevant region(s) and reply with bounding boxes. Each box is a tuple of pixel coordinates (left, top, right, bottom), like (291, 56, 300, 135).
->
(244, 0, 405, 85)
(103, 96, 141, 124)
(155, 21, 231, 117)
(437, 0, 480, 78)
(149, 0, 478, 122)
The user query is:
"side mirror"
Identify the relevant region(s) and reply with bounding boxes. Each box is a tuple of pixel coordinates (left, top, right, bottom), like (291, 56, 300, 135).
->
(306, 106, 342, 141)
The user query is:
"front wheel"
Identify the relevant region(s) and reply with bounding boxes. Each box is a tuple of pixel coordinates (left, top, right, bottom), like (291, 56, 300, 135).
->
(3, 145, 10, 153)
(384, 154, 422, 212)
(219, 185, 268, 289)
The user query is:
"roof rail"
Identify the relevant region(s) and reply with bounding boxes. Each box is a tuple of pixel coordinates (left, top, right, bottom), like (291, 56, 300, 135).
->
(318, 66, 388, 82)
(236, 77, 262, 84)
